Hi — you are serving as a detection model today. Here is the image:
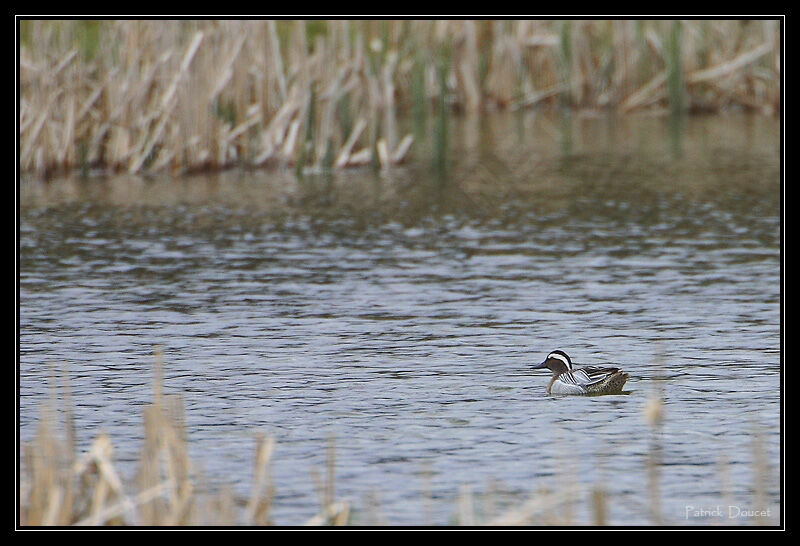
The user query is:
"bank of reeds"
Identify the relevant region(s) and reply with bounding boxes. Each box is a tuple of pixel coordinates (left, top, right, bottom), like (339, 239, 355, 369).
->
(18, 20, 780, 179)
(18, 349, 778, 527)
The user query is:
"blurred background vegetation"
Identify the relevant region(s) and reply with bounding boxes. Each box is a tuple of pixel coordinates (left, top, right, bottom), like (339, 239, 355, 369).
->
(19, 19, 780, 178)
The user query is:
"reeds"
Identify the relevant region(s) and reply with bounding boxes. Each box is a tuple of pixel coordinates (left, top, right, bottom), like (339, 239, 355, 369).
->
(19, 349, 778, 526)
(19, 19, 780, 179)
(644, 380, 665, 525)
(19, 348, 349, 526)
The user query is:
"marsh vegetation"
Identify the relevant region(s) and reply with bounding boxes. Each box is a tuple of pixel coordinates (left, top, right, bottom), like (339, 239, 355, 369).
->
(20, 20, 780, 178)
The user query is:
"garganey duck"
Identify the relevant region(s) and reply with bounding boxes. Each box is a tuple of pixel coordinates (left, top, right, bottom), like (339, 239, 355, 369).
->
(532, 350, 629, 395)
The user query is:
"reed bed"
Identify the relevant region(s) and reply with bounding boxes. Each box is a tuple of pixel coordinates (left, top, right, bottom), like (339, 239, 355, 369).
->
(18, 350, 777, 527)
(19, 19, 780, 179)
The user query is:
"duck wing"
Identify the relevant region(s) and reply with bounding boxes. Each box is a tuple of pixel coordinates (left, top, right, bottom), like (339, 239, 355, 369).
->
(569, 366, 622, 386)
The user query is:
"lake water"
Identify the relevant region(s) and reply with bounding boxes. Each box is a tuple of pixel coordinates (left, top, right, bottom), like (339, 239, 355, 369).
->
(18, 112, 781, 525)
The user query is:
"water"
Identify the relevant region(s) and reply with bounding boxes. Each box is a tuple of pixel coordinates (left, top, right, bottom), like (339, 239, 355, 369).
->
(19, 112, 781, 525)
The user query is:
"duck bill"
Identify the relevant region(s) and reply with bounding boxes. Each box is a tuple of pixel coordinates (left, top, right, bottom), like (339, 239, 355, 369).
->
(531, 360, 548, 370)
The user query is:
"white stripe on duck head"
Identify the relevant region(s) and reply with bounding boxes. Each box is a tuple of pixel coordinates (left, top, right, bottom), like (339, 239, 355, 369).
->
(546, 350, 573, 371)
(532, 349, 574, 375)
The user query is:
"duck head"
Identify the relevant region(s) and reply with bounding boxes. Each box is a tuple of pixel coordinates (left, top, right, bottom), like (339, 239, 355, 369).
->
(532, 350, 573, 375)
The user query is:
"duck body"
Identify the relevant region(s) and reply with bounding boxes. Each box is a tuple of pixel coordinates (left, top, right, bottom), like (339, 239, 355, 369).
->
(533, 350, 629, 395)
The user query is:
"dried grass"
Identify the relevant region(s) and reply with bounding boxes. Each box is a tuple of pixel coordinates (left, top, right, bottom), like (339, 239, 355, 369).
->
(19, 20, 781, 178)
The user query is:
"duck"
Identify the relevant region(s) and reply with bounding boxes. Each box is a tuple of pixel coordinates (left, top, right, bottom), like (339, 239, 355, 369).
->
(531, 350, 629, 395)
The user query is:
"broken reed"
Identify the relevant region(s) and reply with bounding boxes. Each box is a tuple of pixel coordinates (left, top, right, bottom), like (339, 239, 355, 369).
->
(19, 20, 780, 179)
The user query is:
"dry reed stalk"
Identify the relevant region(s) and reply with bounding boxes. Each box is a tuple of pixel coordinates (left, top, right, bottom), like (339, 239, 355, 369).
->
(716, 454, 732, 527)
(74, 479, 174, 526)
(644, 382, 665, 525)
(487, 485, 582, 526)
(750, 422, 772, 526)
(266, 21, 287, 103)
(687, 41, 774, 84)
(592, 487, 606, 526)
(483, 478, 499, 522)
(392, 134, 414, 164)
(305, 436, 350, 525)
(245, 434, 276, 525)
(420, 461, 434, 526)
(325, 437, 336, 510)
(376, 139, 390, 169)
(361, 489, 386, 526)
(455, 21, 481, 112)
(305, 501, 351, 526)
(457, 484, 476, 525)
(334, 117, 367, 167)
(620, 70, 668, 113)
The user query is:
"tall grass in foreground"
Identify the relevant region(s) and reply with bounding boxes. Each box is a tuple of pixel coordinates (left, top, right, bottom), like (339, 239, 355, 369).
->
(19, 349, 777, 526)
(19, 20, 780, 179)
